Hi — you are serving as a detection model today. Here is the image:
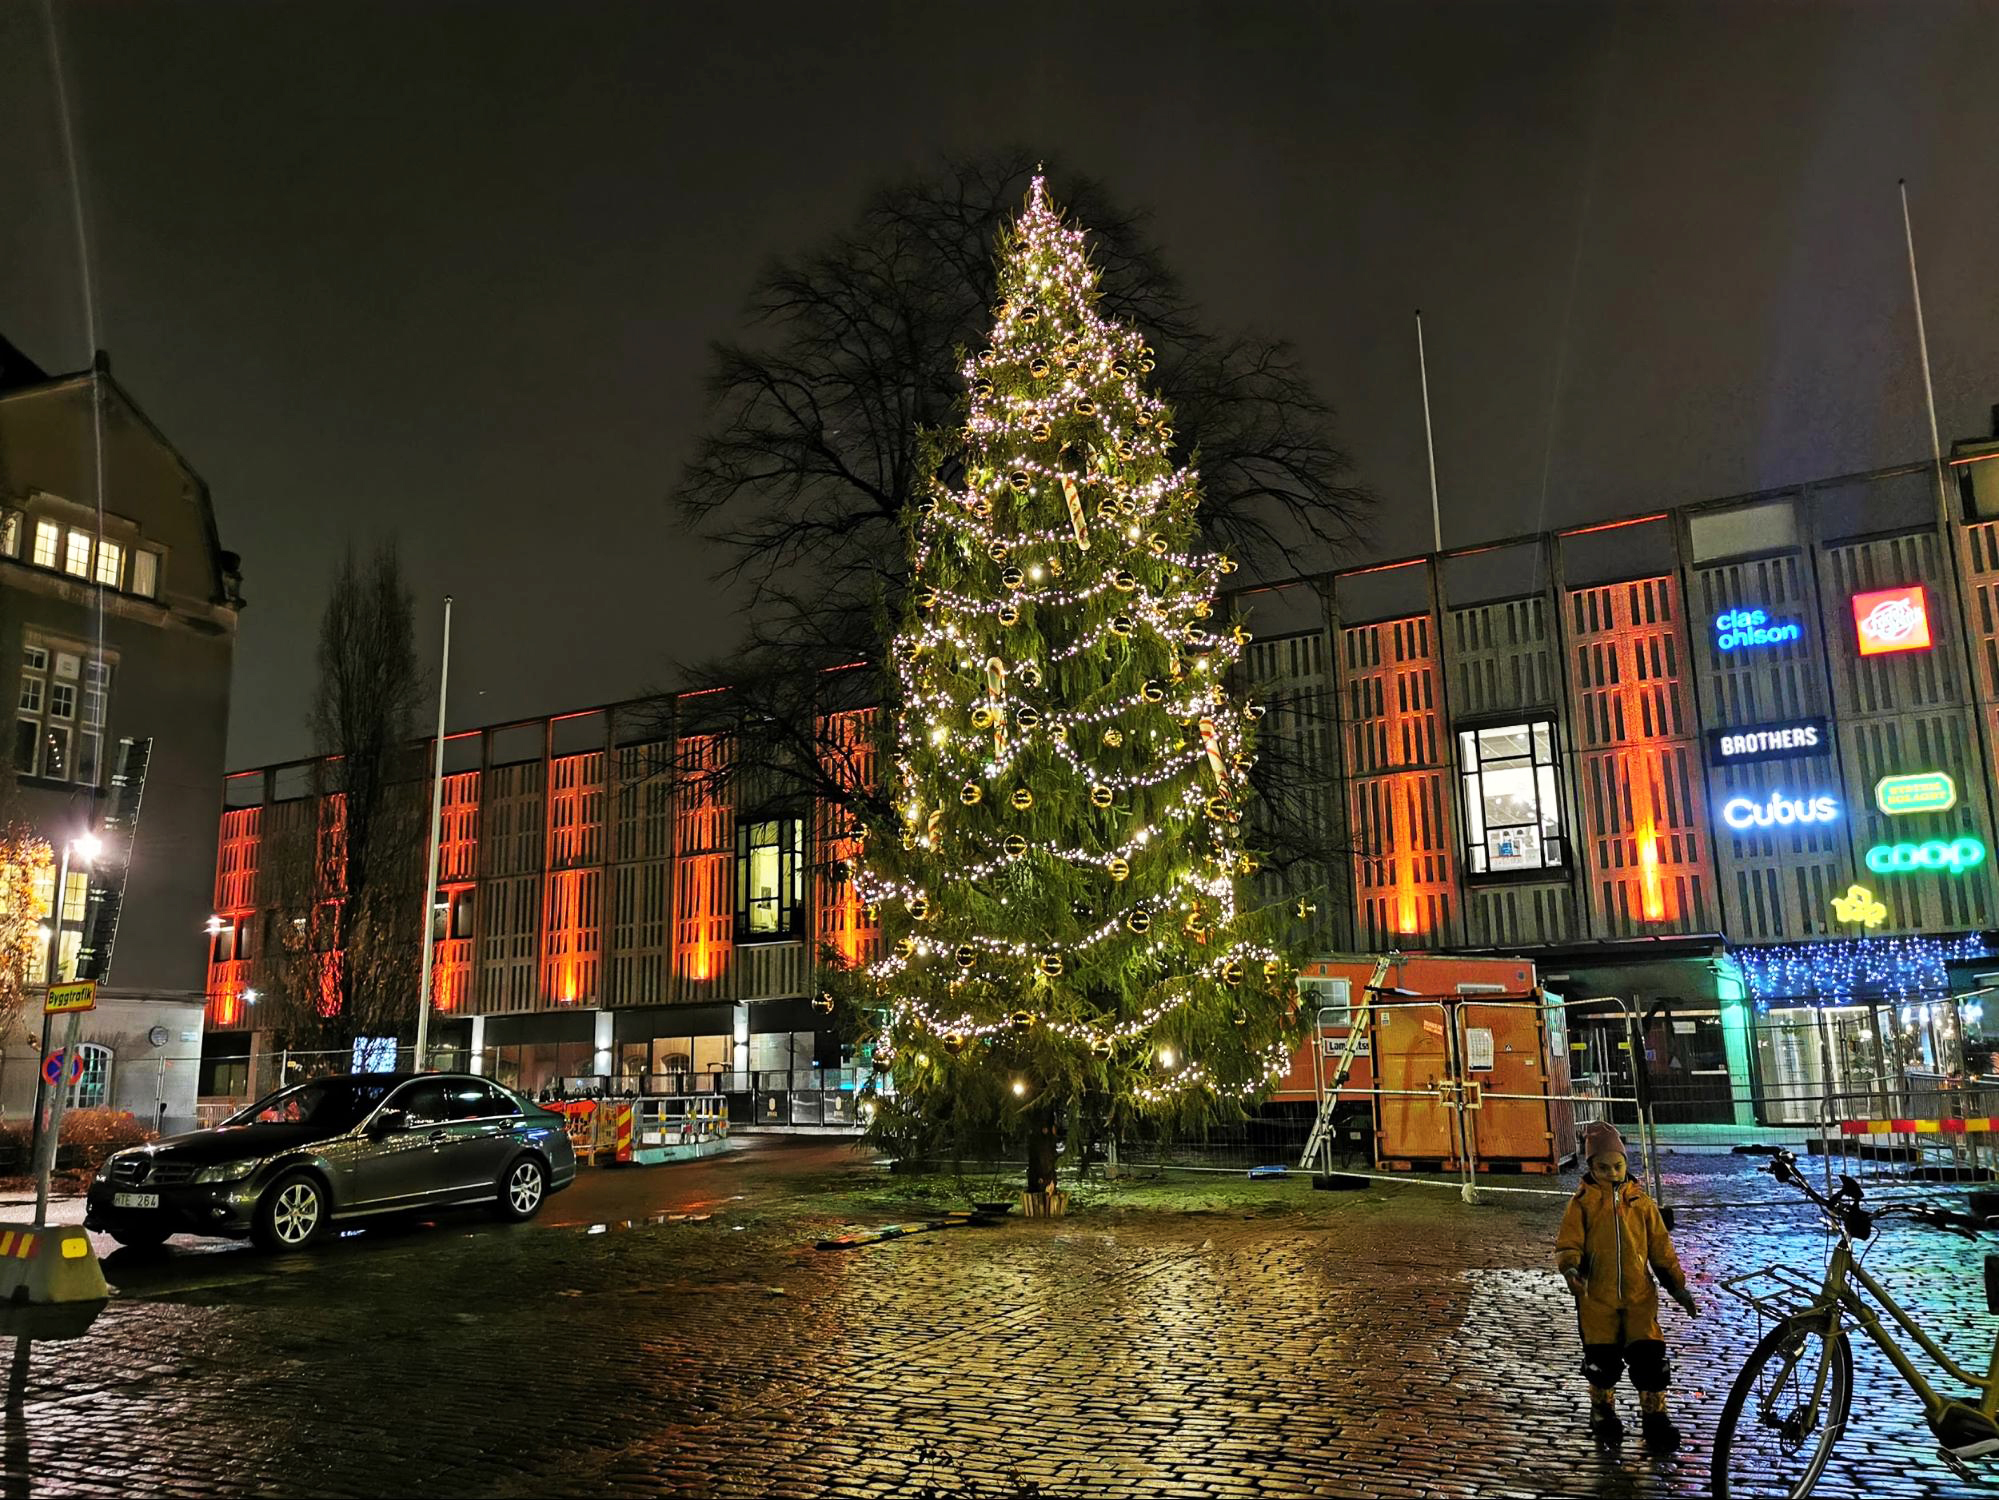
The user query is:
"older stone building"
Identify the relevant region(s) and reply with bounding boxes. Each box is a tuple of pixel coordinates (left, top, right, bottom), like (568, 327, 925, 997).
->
(0, 339, 242, 1132)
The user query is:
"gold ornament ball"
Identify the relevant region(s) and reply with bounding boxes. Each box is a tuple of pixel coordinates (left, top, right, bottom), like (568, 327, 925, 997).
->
(909, 896, 931, 921)
(1028, 357, 1050, 379)
(1002, 567, 1025, 590)
(971, 705, 994, 730)
(1157, 424, 1174, 440)
(1112, 360, 1131, 378)
(1009, 1009, 1036, 1028)
(988, 540, 1009, 562)
(1147, 533, 1168, 556)
(1126, 908, 1151, 934)
(1009, 470, 1031, 493)
(1116, 442, 1136, 461)
(998, 605, 1021, 627)
(1089, 785, 1114, 808)
(974, 379, 993, 399)
(942, 1032, 967, 1055)
(916, 587, 939, 609)
(1262, 959, 1283, 980)
(1030, 422, 1052, 442)
(1109, 615, 1135, 637)
(1207, 796, 1232, 820)
(1135, 411, 1152, 428)
(1018, 662, 1043, 688)
(1108, 857, 1131, 881)
(1039, 953, 1064, 978)
(1010, 787, 1034, 811)
(1016, 706, 1042, 729)
(955, 945, 977, 969)
(1111, 569, 1137, 592)
(1222, 961, 1244, 987)
(1102, 727, 1124, 747)
(1074, 397, 1096, 416)
(1089, 1035, 1114, 1057)
(1003, 833, 1029, 857)
(1020, 304, 1041, 325)
(961, 782, 983, 805)
(1141, 680, 1164, 703)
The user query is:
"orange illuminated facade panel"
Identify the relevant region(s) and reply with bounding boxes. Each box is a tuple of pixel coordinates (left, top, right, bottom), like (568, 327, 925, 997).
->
(673, 734, 734, 983)
(206, 807, 262, 1028)
(1339, 615, 1456, 945)
(815, 710, 881, 969)
(543, 753, 603, 1005)
(438, 771, 480, 883)
(1565, 577, 1711, 934)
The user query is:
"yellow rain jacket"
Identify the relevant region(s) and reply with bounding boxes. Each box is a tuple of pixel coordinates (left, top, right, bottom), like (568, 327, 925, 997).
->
(1555, 1174, 1687, 1345)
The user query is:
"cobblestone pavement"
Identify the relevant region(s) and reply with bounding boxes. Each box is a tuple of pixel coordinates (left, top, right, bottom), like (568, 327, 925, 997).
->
(3, 1142, 1995, 1497)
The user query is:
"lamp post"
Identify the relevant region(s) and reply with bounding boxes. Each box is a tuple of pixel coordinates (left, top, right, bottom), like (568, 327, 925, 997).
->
(29, 830, 99, 1227)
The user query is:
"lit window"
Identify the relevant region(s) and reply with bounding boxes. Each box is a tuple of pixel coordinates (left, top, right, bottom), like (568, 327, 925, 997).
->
(32, 521, 59, 569)
(131, 550, 159, 598)
(735, 816, 804, 939)
(94, 540, 122, 588)
(1458, 721, 1567, 875)
(0, 512, 17, 555)
(63, 531, 91, 578)
(39, 724, 69, 778)
(62, 870, 87, 924)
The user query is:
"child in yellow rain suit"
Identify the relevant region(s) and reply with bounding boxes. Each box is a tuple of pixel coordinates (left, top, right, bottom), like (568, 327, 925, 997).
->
(1555, 1121, 1698, 1454)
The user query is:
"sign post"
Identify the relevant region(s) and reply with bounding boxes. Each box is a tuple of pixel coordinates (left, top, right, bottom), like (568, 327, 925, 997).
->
(33, 983, 94, 1229)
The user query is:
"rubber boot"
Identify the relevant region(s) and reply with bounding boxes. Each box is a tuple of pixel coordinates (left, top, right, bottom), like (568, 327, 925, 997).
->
(1590, 1387, 1623, 1448)
(1640, 1390, 1681, 1455)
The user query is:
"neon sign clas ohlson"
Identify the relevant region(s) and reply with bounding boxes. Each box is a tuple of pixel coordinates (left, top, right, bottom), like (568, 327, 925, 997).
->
(1852, 585, 1932, 656)
(1713, 608, 1802, 651)
(1864, 836, 1988, 876)
(1721, 789, 1840, 830)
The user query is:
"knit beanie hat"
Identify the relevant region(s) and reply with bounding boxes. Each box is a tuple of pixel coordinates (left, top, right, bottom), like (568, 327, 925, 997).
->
(1581, 1120, 1628, 1163)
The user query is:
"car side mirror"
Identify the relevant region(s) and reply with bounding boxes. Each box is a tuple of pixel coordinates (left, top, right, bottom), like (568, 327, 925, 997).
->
(370, 1108, 409, 1137)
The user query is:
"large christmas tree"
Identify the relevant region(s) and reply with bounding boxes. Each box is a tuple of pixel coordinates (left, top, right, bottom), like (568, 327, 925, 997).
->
(855, 179, 1297, 1198)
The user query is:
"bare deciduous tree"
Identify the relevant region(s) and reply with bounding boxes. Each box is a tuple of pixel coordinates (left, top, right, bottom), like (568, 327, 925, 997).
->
(258, 544, 427, 1059)
(672, 152, 1369, 905)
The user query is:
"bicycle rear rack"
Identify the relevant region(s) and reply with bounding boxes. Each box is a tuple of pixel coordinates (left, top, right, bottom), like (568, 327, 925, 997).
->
(1719, 1263, 1831, 1325)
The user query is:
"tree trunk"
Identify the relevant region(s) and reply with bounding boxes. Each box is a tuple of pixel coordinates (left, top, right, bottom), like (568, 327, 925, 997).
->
(1026, 1107, 1059, 1195)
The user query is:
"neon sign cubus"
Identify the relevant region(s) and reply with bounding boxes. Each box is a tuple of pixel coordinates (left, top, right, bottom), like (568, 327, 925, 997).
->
(1720, 790, 1840, 830)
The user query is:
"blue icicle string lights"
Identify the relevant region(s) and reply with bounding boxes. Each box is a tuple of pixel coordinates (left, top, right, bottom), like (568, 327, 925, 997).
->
(1732, 933, 1990, 1011)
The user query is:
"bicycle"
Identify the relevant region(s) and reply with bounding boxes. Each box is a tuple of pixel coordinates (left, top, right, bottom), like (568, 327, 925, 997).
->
(1711, 1145, 1999, 1498)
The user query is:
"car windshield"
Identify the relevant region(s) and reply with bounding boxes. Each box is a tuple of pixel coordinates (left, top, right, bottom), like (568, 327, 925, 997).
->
(226, 1078, 398, 1132)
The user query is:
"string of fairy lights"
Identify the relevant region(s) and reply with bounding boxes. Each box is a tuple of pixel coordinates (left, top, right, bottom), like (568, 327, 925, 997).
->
(852, 176, 1295, 1107)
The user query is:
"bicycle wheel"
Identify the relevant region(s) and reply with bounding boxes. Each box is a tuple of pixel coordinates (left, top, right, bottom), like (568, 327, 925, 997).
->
(1712, 1315, 1853, 1500)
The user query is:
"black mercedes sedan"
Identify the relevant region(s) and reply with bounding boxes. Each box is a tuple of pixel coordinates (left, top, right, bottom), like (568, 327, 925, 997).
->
(86, 1072, 578, 1251)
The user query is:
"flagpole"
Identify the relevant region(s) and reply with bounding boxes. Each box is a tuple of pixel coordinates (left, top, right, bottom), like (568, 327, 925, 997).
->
(1900, 180, 1951, 527)
(413, 595, 452, 1072)
(1417, 309, 1443, 553)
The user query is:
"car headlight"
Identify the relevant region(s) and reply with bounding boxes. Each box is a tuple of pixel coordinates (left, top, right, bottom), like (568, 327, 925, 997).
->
(193, 1160, 259, 1184)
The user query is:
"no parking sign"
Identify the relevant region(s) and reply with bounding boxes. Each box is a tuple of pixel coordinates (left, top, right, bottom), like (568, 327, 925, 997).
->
(42, 1050, 85, 1088)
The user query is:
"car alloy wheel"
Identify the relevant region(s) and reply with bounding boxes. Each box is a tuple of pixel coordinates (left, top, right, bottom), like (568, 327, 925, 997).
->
(507, 1160, 545, 1216)
(272, 1180, 322, 1246)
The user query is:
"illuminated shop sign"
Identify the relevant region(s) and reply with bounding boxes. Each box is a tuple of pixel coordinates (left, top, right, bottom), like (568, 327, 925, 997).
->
(1875, 771, 1958, 816)
(1721, 790, 1840, 830)
(1864, 836, 1987, 876)
(1714, 607, 1802, 651)
(1706, 717, 1829, 765)
(1830, 884, 1887, 928)
(1852, 585, 1932, 656)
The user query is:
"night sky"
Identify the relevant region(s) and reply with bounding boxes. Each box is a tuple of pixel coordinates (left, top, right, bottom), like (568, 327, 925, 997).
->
(4, 1, 1997, 770)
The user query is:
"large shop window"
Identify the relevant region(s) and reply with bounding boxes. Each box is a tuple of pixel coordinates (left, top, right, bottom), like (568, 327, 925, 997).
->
(1458, 721, 1567, 875)
(735, 815, 804, 940)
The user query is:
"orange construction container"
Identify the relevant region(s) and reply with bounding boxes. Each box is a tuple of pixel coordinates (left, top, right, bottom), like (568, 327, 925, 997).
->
(1280, 954, 1577, 1174)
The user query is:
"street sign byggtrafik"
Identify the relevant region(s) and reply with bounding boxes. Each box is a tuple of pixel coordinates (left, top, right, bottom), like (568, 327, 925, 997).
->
(45, 980, 96, 1015)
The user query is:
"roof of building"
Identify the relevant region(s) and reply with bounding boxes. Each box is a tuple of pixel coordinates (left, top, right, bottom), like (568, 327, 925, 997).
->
(0, 332, 51, 393)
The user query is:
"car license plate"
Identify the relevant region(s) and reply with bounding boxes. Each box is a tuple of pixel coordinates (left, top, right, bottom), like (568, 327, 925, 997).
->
(112, 1192, 160, 1209)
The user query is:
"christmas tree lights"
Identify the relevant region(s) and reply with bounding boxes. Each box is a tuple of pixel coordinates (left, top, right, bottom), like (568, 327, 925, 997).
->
(852, 179, 1298, 1176)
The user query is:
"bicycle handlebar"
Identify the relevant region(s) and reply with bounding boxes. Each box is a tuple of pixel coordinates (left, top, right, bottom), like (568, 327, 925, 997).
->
(1743, 1143, 1993, 1240)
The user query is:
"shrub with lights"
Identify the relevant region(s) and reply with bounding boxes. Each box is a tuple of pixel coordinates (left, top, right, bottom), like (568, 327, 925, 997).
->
(851, 179, 1300, 1198)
